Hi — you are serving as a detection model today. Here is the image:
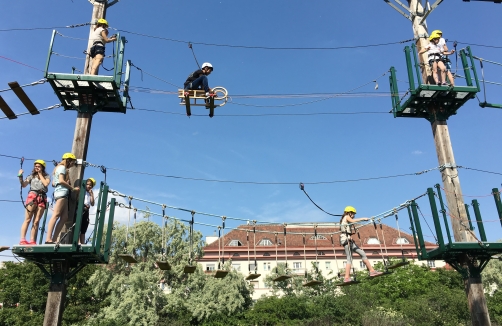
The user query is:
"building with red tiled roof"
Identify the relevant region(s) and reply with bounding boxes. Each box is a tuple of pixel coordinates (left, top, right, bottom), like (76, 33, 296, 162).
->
(198, 223, 445, 299)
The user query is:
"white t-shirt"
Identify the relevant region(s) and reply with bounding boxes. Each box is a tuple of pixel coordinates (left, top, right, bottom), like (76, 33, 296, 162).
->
(91, 27, 105, 45)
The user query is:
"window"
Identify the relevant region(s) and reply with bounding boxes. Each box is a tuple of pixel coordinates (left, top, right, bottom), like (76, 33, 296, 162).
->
(232, 263, 241, 271)
(228, 240, 243, 246)
(319, 251, 325, 256)
(403, 251, 409, 255)
(360, 261, 366, 269)
(367, 237, 381, 245)
(310, 235, 327, 240)
(396, 237, 410, 245)
(313, 262, 320, 269)
(293, 262, 302, 271)
(263, 252, 270, 257)
(427, 260, 435, 268)
(249, 263, 257, 272)
(249, 281, 259, 288)
(258, 238, 273, 246)
(372, 251, 379, 255)
(232, 253, 240, 257)
(325, 261, 331, 270)
(263, 262, 271, 271)
(343, 261, 347, 268)
(206, 264, 215, 271)
(293, 252, 300, 256)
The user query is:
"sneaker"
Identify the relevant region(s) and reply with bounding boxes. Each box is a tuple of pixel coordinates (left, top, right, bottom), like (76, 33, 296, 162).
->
(343, 278, 352, 283)
(27, 241, 37, 245)
(441, 82, 449, 86)
(19, 239, 28, 245)
(370, 271, 383, 277)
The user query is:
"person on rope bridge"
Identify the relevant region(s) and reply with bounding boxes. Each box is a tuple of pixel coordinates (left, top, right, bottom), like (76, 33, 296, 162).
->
(45, 153, 79, 244)
(419, 31, 454, 86)
(79, 177, 96, 245)
(340, 206, 383, 282)
(184, 62, 215, 99)
(18, 159, 50, 245)
(431, 29, 456, 86)
(89, 18, 117, 75)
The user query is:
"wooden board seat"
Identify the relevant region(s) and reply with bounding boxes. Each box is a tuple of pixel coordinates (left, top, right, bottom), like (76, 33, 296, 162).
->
(335, 280, 360, 287)
(0, 246, 10, 253)
(245, 273, 261, 280)
(156, 261, 171, 270)
(184, 265, 196, 274)
(118, 254, 137, 263)
(303, 280, 323, 287)
(273, 275, 291, 282)
(214, 270, 228, 279)
(368, 271, 392, 279)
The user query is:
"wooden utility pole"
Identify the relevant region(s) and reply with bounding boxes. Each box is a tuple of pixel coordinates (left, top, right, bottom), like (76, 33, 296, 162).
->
(400, 0, 491, 324)
(43, 1, 108, 325)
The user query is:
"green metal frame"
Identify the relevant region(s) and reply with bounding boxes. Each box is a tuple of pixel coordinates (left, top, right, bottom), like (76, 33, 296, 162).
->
(407, 184, 502, 279)
(389, 45, 480, 122)
(44, 30, 130, 114)
(12, 182, 116, 283)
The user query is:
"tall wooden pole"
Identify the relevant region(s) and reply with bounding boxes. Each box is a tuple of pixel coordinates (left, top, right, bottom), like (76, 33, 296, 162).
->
(43, 2, 107, 325)
(406, 1, 491, 324)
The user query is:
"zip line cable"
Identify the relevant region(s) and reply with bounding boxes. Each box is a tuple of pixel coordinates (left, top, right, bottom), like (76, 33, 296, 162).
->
(0, 79, 46, 93)
(0, 22, 90, 32)
(0, 104, 62, 120)
(0, 55, 45, 72)
(299, 183, 342, 217)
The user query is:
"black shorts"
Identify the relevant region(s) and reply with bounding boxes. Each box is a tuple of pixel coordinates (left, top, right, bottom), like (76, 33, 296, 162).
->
(80, 210, 90, 234)
(90, 43, 105, 58)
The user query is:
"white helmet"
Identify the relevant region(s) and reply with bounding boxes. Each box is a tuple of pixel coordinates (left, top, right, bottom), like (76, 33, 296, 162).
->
(201, 62, 213, 70)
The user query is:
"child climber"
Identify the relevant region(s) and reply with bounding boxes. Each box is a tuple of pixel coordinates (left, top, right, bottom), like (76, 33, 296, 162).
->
(79, 178, 96, 244)
(340, 206, 382, 282)
(18, 159, 50, 245)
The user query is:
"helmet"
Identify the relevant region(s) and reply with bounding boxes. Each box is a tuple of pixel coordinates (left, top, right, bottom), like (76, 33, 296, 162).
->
(34, 159, 46, 168)
(62, 153, 76, 160)
(344, 206, 357, 214)
(87, 177, 96, 187)
(431, 29, 442, 35)
(429, 32, 441, 41)
(201, 62, 213, 70)
(97, 18, 109, 27)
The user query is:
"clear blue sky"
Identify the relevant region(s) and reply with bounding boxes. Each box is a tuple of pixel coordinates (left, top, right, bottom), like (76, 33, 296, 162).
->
(1, 1, 501, 261)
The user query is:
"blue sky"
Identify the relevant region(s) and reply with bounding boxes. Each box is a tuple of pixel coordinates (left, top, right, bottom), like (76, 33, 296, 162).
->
(1, 1, 501, 261)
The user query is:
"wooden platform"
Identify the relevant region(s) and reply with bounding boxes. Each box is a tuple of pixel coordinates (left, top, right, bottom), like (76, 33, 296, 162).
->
(0, 246, 10, 253)
(118, 254, 138, 263)
(245, 273, 261, 280)
(214, 270, 228, 278)
(368, 271, 392, 279)
(273, 275, 292, 282)
(156, 261, 171, 270)
(303, 280, 323, 287)
(11, 244, 104, 266)
(336, 280, 360, 287)
(184, 265, 196, 274)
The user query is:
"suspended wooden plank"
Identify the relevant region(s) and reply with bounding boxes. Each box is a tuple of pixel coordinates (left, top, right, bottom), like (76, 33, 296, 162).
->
(8, 82, 39, 115)
(272, 275, 291, 282)
(245, 273, 261, 280)
(214, 270, 228, 279)
(0, 95, 16, 119)
(0, 246, 10, 252)
(156, 261, 171, 270)
(335, 280, 360, 287)
(303, 280, 323, 287)
(118, 254, 137, 263)
(387, 261, 409, 269)
(184, 265, 196, 274)
(368, 271, 392, 279)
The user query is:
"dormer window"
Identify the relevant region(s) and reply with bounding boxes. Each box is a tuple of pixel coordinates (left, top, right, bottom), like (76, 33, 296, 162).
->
(367, 237, 381, 245)
(258, 238, 273, 246)
(228, 240, 243, 246)
(396, 237, 410, 244)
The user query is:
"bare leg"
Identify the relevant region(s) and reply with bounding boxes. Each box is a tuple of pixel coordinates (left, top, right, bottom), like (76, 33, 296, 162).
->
(20, 205, 36, 240)
(79, 233, 85, 245)
(437, 61, 447, 84)
(46, 198, 66, 242)
(30, 206, 45, 242)
(447, 70, 455, 86)
(432, 62, 440, 84)
(344, 263, 352, 280)
(363, 259, 376, 273)
(53, 199, 69, 241)
(90, 54, 104, 75)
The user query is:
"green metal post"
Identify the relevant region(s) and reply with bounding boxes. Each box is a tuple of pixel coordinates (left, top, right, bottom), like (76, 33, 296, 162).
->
(465, 204, 475, 231)
(460, 49, 473, 87)
(44, 30, 57, 78)
(94, 184, 109, 257)
(38, 206, 49, 244)
(103, 198, 116, 262)
(91, 182, 104, 247)
(411, 44, 423, 85)
(471, 200, 487, 242)
(389, 67, 400, 117)
(411, 201, 428, 259)
(114, 34, 126, 86)
(492, 188, 502, 229)
(434, 184, 453, 242)
(407, 205, 421, 257)
(427, 188, 445, 252)
(404, 47, 416, 90)
(466, 47, 481, 92)
(72, 181, 87, 251)
(122, 60, 131, 109)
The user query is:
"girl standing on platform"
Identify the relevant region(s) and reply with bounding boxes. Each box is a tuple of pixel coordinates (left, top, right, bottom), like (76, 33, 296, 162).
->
(18, 160, 50, 245)
(89, 18, 117, 75)
(340, 206, 382, 282)
(45, 153, 79, 244)
(79, 178, 95, 244)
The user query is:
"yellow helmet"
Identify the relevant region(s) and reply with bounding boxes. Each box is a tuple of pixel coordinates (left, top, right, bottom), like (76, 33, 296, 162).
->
(34, 159, 46, 168)
(344, 206, 357, 213)
(429, 32, 441, 41)
(431, 29, 442, 35)
(87, 177, 96, 187)
(97, 18, 109, 26)
(62, 153, 76, 160)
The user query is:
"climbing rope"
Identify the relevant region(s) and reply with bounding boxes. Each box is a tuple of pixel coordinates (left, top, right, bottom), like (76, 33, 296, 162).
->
(299, 183, 342, 217)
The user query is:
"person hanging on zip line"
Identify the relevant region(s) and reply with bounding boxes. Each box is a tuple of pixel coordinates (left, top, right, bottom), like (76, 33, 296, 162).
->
(45, 153, 79, 244)
(430, 29, 456, 86)
(89, 18, 117, 75)
(340, 206, 383, 282)
(18, 160, 50, 245)
(79, 177, 95, 245)
(184, 62, 215, 106)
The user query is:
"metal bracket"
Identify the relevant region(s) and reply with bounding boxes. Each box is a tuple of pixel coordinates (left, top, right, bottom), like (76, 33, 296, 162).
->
(439, 163, 457, 172)
(418, 0, 444, 25)
(384, 0, 412, 20)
